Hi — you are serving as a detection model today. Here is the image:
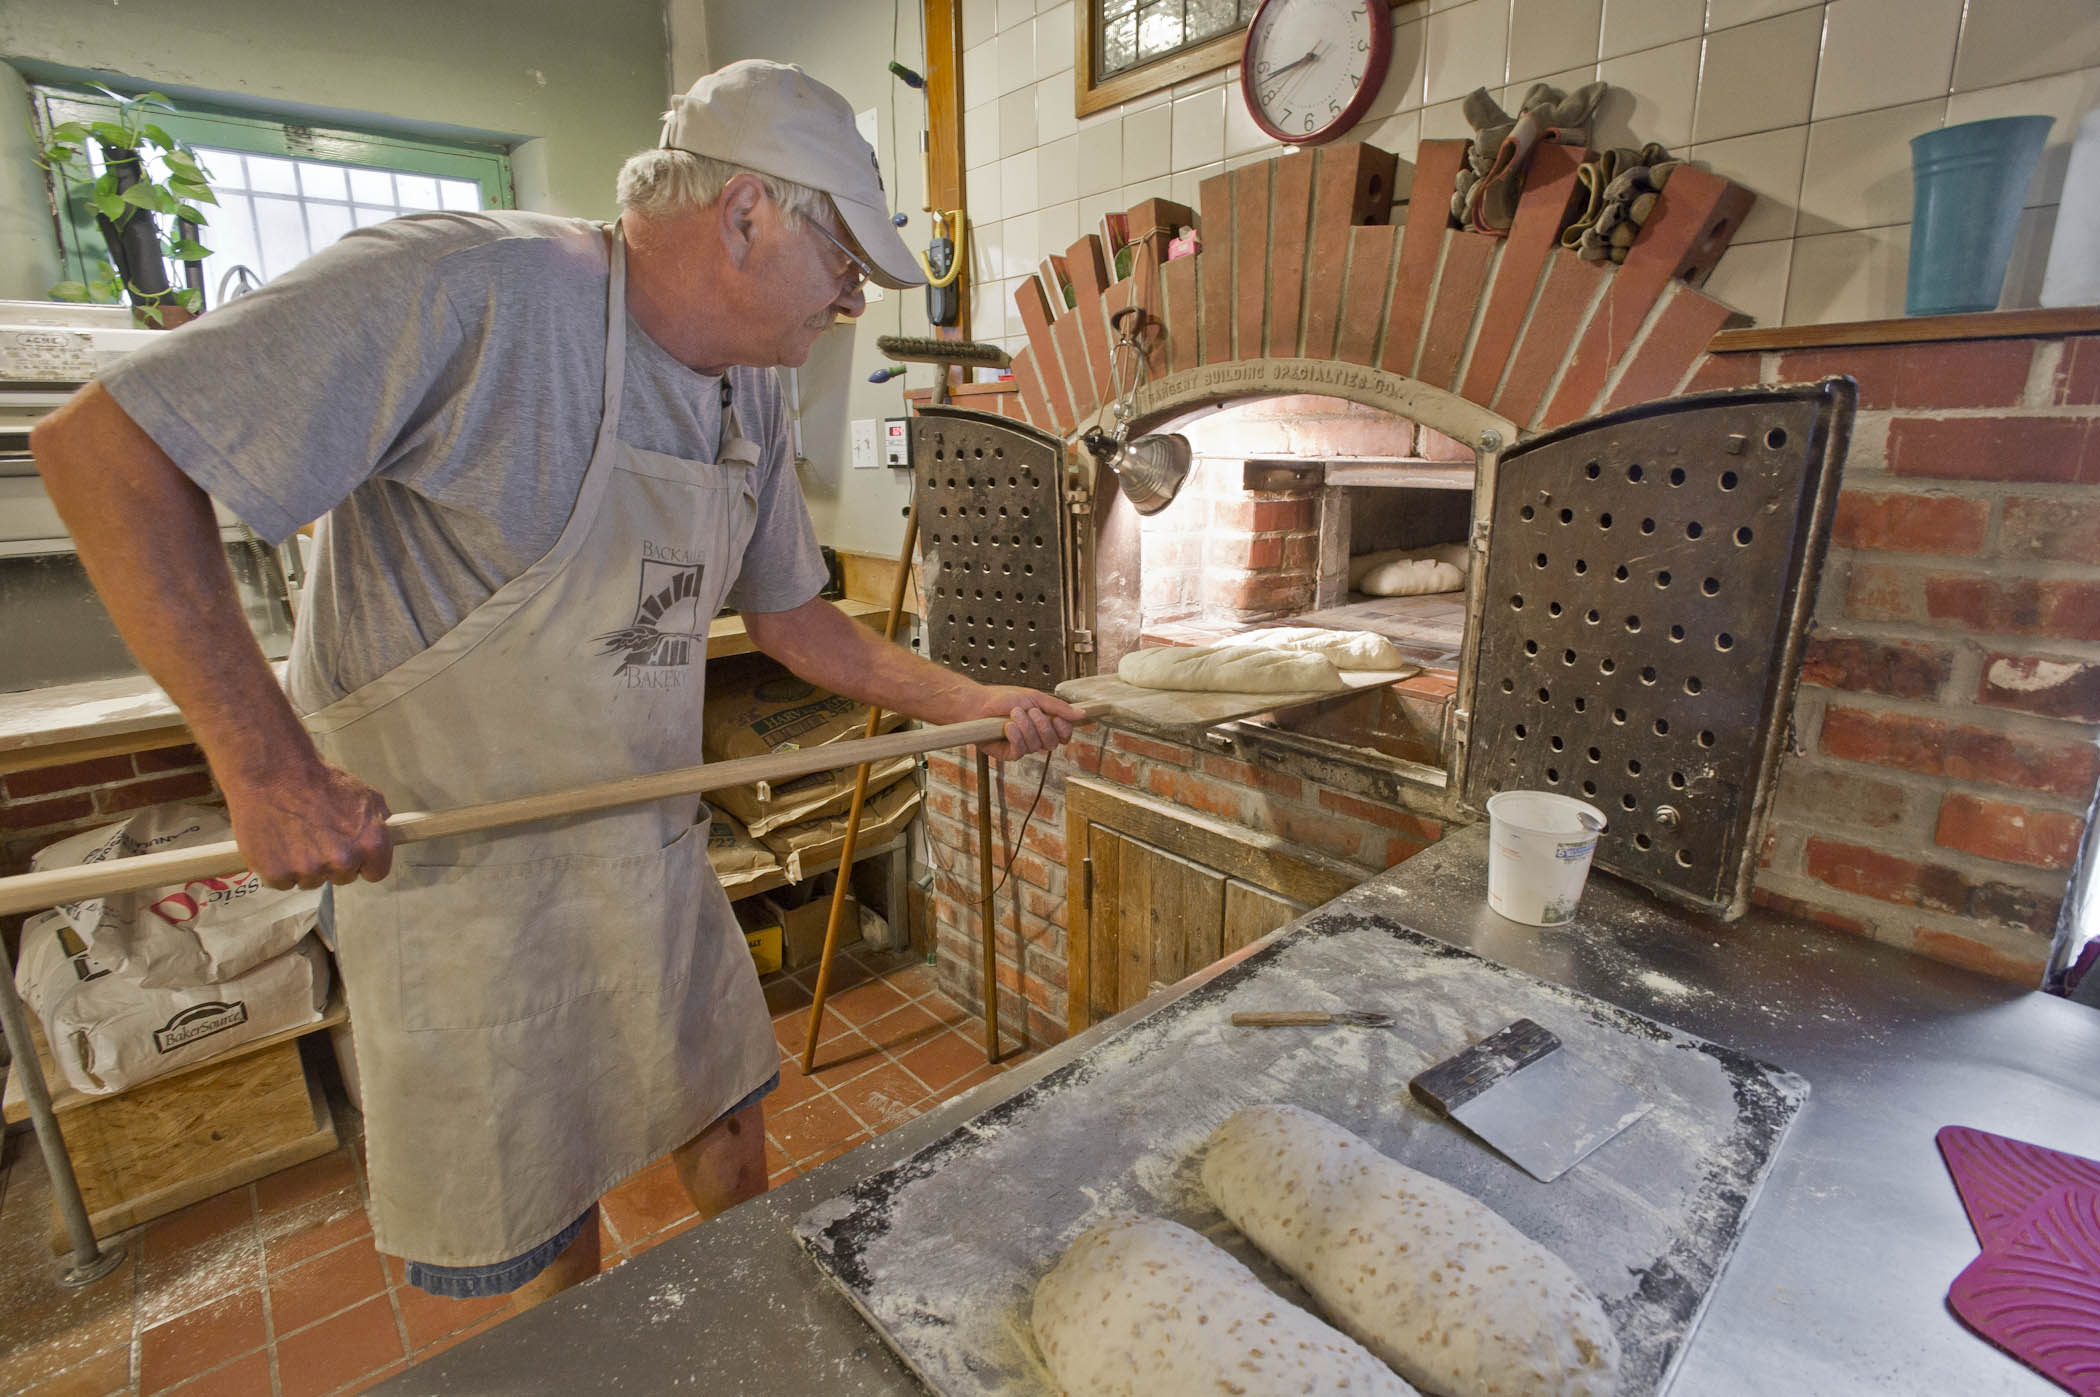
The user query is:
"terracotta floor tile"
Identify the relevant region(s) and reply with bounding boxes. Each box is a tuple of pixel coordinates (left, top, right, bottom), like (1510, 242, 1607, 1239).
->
(793, 955, 873, 995)
(793, 1133, 870, 1174)
(597, 1212, 625, 1261)
(824, 976, 912, 1027)
(137, 1232, 262, 1330)
(898, 1029, 994, 1095)
(0, 1281, 134, 1393)
(394, 1281, 510, 1352)
(830, 1062, 933, 1135)
(262, 1200, 372, 1271)
(768, 1093, 866, 1162)
(919, 992, 974, 1028)
(942, 1062, 1007, 1098)
(880, 962, 939, 1000)
(255, 1150, 360, 1215)
(340, 1358, 411, 1394)
(856, 1000, 948, 1053)
(14, 1342, 129, 1397)
(762, 975, 814, 1016)
(160, 1350, 271, 1397)
(600, 1159, 697, 1244)
(628, 1213, 704, 1258)
(276, 1294, 405, 1397)
(763, 1133, 794, 1178)
(762, 1059, 824, 1113)
(802, 1030, 886, 1089)
(138, 1288, 266, 1395)
(269, 1232, 387, 1336)
(142, 1187, 255, 1262)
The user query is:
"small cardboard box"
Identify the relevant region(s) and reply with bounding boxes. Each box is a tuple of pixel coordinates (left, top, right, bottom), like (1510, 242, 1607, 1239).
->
(733, 901, 784, 976)
(768, 892, 860, 971)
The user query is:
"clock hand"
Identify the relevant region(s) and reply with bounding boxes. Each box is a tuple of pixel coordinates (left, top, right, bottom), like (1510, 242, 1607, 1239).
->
(1260, 42, 1327, 107)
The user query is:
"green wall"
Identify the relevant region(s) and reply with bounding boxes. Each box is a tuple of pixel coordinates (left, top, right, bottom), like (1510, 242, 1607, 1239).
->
(0, 0, 673, 301)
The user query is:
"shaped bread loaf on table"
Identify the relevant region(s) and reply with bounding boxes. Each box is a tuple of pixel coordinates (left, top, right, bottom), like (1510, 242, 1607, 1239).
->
(1202, 1104, 1621, 1397)
(1031, 1214, 1420, 1396)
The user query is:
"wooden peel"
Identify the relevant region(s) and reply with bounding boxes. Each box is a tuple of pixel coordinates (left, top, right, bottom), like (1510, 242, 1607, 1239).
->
(0, 700, 1113, 919)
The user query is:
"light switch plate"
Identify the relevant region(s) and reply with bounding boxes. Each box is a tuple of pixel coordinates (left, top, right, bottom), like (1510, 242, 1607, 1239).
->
(851, 417, 880, 469)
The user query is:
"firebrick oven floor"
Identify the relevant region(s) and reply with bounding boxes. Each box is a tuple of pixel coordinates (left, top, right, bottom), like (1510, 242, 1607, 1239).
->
(0, 949, 1033, 1397)
(1146, 592, 1466, 668)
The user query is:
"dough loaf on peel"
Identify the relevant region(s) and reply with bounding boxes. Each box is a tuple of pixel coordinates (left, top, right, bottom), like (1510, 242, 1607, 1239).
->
(1230, 626, 1410, 672)
(1031, 1214, 1421, 1397)
(1117, 645, 1348, 694)
(1203, 1105, 1620, 1397)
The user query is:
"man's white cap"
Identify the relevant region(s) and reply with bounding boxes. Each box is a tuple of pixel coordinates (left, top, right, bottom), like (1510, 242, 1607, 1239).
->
(661, 59, 925, 291)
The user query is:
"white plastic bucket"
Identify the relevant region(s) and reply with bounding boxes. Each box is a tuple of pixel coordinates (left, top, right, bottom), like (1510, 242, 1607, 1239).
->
(1485, 791, 1606, 926)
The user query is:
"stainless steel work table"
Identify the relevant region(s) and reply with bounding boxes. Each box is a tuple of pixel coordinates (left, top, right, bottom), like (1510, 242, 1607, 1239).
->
(375, 825, 2099, 1394)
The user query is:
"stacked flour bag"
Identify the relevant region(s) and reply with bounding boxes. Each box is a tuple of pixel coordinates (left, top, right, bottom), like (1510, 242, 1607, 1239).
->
(704, 657, 923, 885)
(14, 803, 330, 1096)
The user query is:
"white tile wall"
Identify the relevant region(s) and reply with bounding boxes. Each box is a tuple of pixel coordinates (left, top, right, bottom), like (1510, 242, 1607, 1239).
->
(1812, 0, 1964, 121)
(1797, 99, 1943, 235)
(962, 1, 2100, 335)
(1693, 7, 1822, 144)
(1599, 0, 1705, 64)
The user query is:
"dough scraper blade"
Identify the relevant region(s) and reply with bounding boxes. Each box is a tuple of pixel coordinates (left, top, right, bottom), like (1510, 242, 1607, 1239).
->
(1409, 1018, 1652, 1183)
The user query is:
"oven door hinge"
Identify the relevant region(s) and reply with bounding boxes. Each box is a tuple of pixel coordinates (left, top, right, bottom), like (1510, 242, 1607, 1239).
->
(1081, 856, 1093, 914)
(1069, 495, 1092, 517)
(1071, 629, 1095, 654)
(1452, 706, 1471, 745)
(1470, 518, 1491, 550)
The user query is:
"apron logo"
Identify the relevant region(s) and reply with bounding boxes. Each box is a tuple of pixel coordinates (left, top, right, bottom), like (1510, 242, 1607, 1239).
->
(594, 557, 706, 683)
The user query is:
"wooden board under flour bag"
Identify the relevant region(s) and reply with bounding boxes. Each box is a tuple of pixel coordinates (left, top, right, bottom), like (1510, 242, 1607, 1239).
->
(1055, 666, 1417, 742)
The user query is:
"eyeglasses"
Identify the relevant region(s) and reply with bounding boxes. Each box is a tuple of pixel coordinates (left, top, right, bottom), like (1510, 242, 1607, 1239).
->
(804, 218, 874, 296)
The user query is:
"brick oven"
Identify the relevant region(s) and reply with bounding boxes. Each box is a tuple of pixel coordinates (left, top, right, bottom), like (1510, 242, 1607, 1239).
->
(915, 135, 2100, 1049)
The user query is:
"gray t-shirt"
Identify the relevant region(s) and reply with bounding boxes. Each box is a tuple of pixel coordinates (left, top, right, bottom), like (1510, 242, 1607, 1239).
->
(102, 210, 828, 707)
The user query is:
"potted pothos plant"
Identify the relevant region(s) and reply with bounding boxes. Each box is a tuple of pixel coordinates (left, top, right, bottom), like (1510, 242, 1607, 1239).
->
(34, 88, 216, 326)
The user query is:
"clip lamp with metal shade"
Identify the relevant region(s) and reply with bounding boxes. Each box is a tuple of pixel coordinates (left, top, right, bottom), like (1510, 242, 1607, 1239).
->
(1081, 425, 1192, 515)
(1085, 305, 1192, 515)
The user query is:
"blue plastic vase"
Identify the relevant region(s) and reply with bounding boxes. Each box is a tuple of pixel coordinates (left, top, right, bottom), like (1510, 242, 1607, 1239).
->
(1907, 115, 2054, 316)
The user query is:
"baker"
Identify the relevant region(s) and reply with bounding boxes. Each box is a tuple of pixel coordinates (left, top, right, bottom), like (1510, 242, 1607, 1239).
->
(29, 59, 1084, 1308)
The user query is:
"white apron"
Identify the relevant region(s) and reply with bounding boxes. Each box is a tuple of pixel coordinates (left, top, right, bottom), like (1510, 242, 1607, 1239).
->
(300, 228, 777, 1266)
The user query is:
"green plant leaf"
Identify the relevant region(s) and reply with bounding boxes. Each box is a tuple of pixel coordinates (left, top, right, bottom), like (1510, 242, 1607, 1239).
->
(91, 188, 128, 221)
(175, 203, 213, 225)
(49, 121, 90, 143)
(133, 91, 176, 112)
(169, 178, 218, 205)
(177, 289, 203, 312)
(138, 302, 167, 327)
(168, 238, 212, 261)
(50, 280, 91, 302)
(142, 122, 174, 149)
(120, 182, 161, 211)
(164, 149, 202, 174)
(90, 121, 136, 150)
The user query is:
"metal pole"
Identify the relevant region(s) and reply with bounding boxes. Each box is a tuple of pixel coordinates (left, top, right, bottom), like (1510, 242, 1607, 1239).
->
(975, 748, 1000, 1063)
(0, 943, 123, 1287)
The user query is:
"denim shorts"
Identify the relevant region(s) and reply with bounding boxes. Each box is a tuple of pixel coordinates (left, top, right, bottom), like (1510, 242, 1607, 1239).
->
(405, 1071, 780, 1298)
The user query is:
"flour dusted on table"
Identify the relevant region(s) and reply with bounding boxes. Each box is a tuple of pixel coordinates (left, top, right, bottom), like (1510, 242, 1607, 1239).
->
(1203, 1104, 1620, 1397)
(1031, 1214, 1419, 1397)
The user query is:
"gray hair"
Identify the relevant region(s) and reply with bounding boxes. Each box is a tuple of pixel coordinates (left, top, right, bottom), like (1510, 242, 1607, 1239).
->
(616, 144, 829, 225)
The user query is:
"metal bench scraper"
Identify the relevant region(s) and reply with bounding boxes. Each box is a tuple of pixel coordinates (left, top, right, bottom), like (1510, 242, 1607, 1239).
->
(1409, 1018, 1652, 1182)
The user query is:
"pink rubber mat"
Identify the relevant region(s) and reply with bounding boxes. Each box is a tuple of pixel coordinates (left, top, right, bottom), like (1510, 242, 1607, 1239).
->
(1947, 1184, 2100, 1396)
(1939, 1125, 2100, 1248)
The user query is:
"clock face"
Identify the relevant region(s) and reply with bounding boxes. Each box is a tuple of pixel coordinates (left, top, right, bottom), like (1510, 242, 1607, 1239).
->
(1240, 0, 1394, 146)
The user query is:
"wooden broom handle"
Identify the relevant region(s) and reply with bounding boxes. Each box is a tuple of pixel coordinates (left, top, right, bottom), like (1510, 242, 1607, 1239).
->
(0, 699, 1112, 918)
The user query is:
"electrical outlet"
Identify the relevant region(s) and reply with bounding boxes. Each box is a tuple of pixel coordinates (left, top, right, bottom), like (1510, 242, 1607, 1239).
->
(851, 418, 880, 469)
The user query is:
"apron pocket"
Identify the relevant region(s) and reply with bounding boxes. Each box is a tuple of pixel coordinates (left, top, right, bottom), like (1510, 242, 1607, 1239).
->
(389, 824, 705, 1032)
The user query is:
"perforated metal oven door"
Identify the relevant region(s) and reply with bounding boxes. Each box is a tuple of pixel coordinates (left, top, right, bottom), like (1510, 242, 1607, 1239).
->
(912, 406, 1071, 688)
(1464, 380, 1855, 919)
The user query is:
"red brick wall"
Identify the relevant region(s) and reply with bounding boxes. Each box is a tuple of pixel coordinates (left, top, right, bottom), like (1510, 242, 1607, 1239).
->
(1694, 332, 2100, 984)
(920, 732, 1445, 1046)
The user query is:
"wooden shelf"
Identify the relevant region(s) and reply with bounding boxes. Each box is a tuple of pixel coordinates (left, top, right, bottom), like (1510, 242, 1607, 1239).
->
(719, 833, 907, 905)
(4, 985, 347, 1124)
(1709, 305, 2100, 353)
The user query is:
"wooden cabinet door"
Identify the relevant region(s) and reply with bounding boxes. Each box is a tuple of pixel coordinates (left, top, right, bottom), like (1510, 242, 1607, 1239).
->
(1066, 778, 1366, 1031)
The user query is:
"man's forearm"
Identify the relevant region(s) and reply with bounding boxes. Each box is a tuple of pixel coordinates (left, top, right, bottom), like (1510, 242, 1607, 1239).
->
(29, 383, 319, 783)
(742, 595, 984, 724)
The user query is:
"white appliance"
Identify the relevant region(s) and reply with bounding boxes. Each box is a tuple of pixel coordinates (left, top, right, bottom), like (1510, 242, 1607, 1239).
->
(0, 300, 297, 694)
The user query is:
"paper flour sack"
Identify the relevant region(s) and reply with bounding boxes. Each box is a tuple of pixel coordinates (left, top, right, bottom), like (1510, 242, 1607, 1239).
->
(31, 804, 323, 988)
